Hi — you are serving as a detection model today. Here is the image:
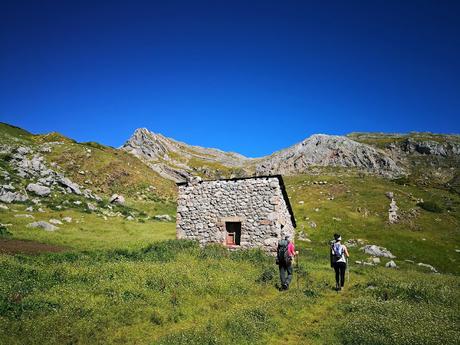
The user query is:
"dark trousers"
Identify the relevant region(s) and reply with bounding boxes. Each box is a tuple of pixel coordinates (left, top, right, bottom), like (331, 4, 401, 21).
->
(279, 262, 293, 287)
(333, 262, 347, 287)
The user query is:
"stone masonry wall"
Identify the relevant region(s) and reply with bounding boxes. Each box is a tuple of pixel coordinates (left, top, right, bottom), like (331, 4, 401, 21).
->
(176, 176, 295, 253)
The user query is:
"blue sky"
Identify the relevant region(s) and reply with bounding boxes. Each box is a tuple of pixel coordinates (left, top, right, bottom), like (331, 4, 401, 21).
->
(1, 0, 459, 157)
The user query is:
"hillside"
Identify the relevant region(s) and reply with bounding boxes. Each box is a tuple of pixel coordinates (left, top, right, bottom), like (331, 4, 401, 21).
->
(122, 128, 460, 189)
(0, 123, 459, 345)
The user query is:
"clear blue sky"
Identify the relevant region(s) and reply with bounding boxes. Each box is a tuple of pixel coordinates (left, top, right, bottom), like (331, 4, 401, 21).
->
(1, 0, 459, 157)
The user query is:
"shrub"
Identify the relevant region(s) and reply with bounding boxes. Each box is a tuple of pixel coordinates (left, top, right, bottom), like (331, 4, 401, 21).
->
(150, 309, 164, 325)
(0, 225, 12, 237)
(417, 201, 443, 213)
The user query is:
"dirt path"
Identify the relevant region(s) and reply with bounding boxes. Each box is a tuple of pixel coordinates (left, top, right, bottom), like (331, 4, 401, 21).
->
(0, 238, 68, 255)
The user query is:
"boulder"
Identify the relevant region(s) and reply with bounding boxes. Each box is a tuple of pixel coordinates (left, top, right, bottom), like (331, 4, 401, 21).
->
(154, 214, 172, 222)
(49, 219, 63, 225)
(0, 190, 28, 203)
(110, 194, 125, 204)
(62, 217, 72, 223)
(26, 183, 51, 196)
(372, 257, 381, 264)
(27, 221, 58, 231)
(385, 260, 398, 268)
(361, 245, 396, 258)
(58, 176, 82, 195)
(417, 262, 438, 273)
(86, 202, 97, 211)
(15, 214, 34, 218)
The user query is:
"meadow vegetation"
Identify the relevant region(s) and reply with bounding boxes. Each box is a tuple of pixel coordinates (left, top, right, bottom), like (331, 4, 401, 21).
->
(0, 123, 459, 344)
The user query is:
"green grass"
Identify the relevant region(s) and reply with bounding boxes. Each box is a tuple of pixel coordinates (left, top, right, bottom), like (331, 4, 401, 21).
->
(0, 239, 458, 345)
(0, 205, 176, 251)
(285, 172, 460, 274)
(1, 123, 460, 344)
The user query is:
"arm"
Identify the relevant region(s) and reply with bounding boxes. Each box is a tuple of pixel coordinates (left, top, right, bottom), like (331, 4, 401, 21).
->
(343, 245, 349, 257)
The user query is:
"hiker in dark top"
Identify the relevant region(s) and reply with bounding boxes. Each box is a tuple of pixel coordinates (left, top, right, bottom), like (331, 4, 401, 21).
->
(277, 235, 296, 291)
(330, 233, 349, 291)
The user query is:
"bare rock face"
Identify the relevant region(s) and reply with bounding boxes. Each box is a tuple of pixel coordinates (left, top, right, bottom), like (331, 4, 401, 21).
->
(397, 138, 460, 157)
(121, 129, 411, 181)
(121, 128, 250, 182)
(256, 134, 404, 178)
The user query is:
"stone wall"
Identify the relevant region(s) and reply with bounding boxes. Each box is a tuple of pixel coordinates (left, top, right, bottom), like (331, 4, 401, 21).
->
(176, 176, 295, 253)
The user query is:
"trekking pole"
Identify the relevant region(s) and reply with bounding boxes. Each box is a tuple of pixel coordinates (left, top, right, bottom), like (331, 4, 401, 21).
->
(296, 251, 300, 290)
(347, 257, 350, 284)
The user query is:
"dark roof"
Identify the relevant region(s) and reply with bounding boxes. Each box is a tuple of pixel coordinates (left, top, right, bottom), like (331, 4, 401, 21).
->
(177, 175, 296, 228)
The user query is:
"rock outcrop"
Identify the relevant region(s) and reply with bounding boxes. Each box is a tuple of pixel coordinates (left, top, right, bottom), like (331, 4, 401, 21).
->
(26, 183, 51, 197)
(256, 135, 404, 178)
(121, 128, 250, 182)
(361, 245, 396, 258)
(397, 138, 460, 157)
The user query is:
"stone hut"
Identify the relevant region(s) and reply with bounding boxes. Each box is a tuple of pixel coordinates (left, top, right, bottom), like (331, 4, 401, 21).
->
(176, 175, 296, 253)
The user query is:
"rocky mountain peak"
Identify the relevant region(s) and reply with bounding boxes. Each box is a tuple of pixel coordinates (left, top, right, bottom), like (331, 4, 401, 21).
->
(256, 134, 405, 177)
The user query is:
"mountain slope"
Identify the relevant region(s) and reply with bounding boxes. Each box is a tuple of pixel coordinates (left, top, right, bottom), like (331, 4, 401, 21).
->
(0, 123, 176, 200)
(122, 128, 254, 181)
(255, 134, 404, 178)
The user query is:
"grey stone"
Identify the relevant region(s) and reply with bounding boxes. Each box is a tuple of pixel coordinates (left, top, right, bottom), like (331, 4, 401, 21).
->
(110, 194, 125, 204)
(361, 245, 396, 258)
(388, 198, 399, 224)
(417, 262, 438, 273)
(58, 176, 82, 195)
(385, 260, 398, 268)
(26, 183, 51, 196)
(0, 190, 28, 203)
(86, 202, 97, 211)
(49, 219, 63, 225)
(15, 214, 34, 218)
(27, 221, 58, 231)
(62, 217, 72, 223)
(154, 214, 172, 222)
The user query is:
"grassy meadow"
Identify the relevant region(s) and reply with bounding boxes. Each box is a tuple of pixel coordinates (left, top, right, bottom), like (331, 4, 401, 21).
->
(1, 170, 459, 344)
(1, 123, 459, 344)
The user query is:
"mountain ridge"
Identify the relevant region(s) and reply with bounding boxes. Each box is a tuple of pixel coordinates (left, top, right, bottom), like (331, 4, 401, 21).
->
(121, 127, 460, 182)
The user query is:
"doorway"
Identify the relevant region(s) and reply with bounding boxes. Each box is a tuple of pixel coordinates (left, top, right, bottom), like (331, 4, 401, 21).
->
(225, 222, 241, 246)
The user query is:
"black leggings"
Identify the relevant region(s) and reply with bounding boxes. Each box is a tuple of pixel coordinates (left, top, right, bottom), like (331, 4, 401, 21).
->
(334, 262, 347, 287)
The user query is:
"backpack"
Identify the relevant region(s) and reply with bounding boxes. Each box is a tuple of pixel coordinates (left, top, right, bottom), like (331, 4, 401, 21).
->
(277, 239, 291, 265)
(331, 242, 343, 263)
